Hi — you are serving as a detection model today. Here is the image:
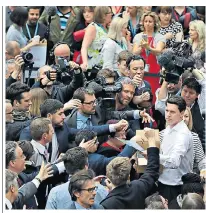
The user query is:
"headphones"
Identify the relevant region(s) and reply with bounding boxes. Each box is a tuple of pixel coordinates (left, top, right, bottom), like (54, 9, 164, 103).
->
(49, 41, 70, 63)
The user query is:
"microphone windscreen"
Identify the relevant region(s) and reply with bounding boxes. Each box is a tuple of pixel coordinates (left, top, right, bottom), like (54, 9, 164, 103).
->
(45, 6, 57, 16)
(87, 82, 103, 94)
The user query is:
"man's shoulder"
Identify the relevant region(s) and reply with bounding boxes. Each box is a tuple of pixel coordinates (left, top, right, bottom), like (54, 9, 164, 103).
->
(49, 181, 69, 195)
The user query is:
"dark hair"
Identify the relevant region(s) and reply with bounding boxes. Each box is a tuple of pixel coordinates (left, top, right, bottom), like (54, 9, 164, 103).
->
(96, 68, 115, 78)
(69, 169, 95, 201)
(30, 118, 51, 141)
(181, 173, 204, 196)
(79, 6, 95, 23)
(75, 130, 97, 146)
(195, 6, 205, 15)
(40, 99, 64, 117)
(182, 77, 202, 94)
(27, 6, 41, 12)
(156, 6, 172, 15)
(63, 147, 88, 175)
(126, 55, 146, 69)
(73, 87, 95, 103)
(6, 82, 30, 105)
(117, 50, 133, 63)
(17, 140, 34, 160)
(6, 141, 18, 168)
(166, 96, 186, 112)
(10, 7, 28, 27)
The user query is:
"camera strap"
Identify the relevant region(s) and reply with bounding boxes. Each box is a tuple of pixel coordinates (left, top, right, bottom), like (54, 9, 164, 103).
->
(26, 22, 39, 40)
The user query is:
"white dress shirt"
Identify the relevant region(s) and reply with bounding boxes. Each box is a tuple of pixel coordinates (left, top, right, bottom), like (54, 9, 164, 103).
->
(159, 120, 193, 185)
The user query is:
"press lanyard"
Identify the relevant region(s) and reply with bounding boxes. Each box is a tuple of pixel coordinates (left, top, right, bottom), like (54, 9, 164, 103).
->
(117, 41, 127, 50)
(129, 16, 139, 38)
(145, 33, 155, 57)
(26, 23, 39, 40)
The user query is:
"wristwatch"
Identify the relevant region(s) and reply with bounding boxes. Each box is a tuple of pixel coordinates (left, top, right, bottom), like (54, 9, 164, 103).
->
(35, 177, 42, 183)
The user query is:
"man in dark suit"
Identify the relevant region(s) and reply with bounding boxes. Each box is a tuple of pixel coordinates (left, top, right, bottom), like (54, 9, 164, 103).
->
(68, 169, 104, 209)
(20, 99, 128, 155)
(5, 141, 54, 209)
(100, 128, 160, 209)
(65, 87, 153, 132)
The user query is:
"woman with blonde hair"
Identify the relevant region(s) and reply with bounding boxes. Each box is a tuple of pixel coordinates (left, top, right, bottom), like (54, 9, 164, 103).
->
(102, 17, 132, 72)
(81, 6, 112, 80)
(29, 88, 48, 117)
(183, 107, 206, 175)
(133, 11, 166, 102)
(189, 20, 205, 69)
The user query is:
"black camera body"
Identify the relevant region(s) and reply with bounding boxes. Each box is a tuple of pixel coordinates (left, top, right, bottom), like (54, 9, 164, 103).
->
(158, 42, 195, 84)
(21, 52, 34, 67)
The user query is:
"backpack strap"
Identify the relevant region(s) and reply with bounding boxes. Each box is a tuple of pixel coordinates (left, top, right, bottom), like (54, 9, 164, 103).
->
(184, 13, 191, 29)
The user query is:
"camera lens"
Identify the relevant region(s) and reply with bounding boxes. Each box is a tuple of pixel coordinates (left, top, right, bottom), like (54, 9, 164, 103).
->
(25, 53, 33, 61)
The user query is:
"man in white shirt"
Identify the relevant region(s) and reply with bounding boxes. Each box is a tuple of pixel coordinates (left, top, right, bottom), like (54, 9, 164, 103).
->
(158, 96, 193, 203)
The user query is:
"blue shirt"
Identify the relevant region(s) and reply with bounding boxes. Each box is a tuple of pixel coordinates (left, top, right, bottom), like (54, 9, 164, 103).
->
(77, 112, 92, 129)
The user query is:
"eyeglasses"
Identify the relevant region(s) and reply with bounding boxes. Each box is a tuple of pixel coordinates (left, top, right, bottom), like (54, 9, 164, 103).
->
(81, 186, 98, 193)
(83, 99, 97, 106)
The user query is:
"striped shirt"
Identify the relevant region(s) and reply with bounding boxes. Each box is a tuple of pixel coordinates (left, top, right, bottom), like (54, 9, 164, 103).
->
(57, 9, 71, 33)
(160, 130, 206, 172)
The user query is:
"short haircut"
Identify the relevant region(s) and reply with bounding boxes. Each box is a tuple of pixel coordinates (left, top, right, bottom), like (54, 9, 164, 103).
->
(6, 82, 30, 105)
(40, 99, 64, 117)
(146, 201, 165, 209)
(6, 141, 18, 168)
(27, 6, 41, 12)
(30, 118, 51, 141)
(93, 6, 110, 24)
(63, 147, 88, 175)
(10, 6, 28, 27)
(6, 41, 20, 56)
(181, 173, 204, 196)
(117, 51, 133, 63)
(166, 96, 186, 113)
(69, 169, 95, 201)
(5, 169, 18, 194)
(75, 130, 97, 146)
(126, 55, 146, 69)
(145, 192, 162, 208)
(106, 157, 131, 186)
(182, 193, 205, 209)
(182, 77, 202, 94)
(73, 87, 95, 103)
(17, 140, 34, 160)
(118, 76, 136, 88)
(96, 69, 115, 79)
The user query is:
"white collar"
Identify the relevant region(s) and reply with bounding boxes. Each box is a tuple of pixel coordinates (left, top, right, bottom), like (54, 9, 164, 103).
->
(5, 198, 12, 209)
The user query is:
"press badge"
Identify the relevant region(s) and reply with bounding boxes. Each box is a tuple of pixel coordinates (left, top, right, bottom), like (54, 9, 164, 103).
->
(145, 64, 150, 72)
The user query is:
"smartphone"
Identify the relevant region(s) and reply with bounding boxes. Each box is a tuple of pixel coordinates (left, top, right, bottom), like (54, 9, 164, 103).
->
(142, 34, 148, 41)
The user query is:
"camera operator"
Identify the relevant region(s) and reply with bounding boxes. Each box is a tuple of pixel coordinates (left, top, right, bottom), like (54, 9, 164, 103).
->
(33, 64, 84, 104)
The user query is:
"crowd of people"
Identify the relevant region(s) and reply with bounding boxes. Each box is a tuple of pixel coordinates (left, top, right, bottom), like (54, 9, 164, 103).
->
(5, 6, 205, 209)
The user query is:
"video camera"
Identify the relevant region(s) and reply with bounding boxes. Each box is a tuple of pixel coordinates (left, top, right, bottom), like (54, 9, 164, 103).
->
(45, 57, 81, 84)
(158, 42, 195, 84)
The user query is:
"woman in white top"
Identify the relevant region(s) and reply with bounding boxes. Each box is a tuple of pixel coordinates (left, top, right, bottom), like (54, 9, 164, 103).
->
(81, 6, 112, 80)
(102, 17, 132, 72)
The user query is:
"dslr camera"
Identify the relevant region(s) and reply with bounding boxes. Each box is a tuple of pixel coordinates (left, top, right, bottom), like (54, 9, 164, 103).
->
(21, 52, 34, 67)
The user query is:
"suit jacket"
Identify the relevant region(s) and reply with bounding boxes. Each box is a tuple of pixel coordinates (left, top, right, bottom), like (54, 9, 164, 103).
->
(67, 201, 104, 209)
(100, 147, 160, 209)
(20, 121, 111, 154)
(12, 181, 38, 209)
(88, 145, 136, 176)
(39, 7, 80, 46)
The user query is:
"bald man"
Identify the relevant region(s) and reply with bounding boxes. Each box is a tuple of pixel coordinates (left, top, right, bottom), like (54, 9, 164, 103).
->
(6, 41, 21, 60)
(54, 43, 71, 65)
